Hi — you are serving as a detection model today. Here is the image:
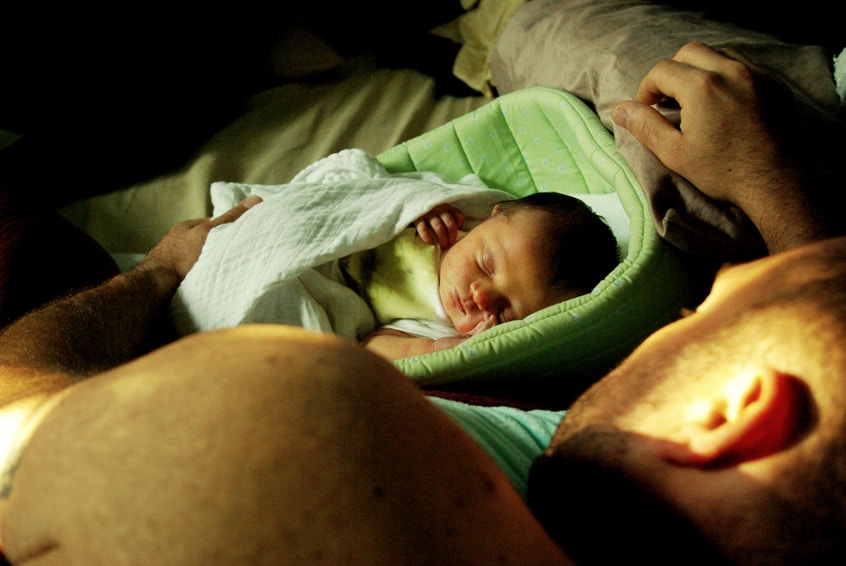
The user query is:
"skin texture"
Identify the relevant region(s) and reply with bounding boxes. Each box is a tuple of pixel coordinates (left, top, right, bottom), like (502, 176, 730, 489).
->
(1, 326, 568, 564)
(437, 207, 563, 333)
(0, 196, 263, 405)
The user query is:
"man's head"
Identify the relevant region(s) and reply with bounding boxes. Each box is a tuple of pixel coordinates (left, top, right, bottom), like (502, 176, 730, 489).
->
(438, 192, 619, 333)
(528, 235, 846, 563)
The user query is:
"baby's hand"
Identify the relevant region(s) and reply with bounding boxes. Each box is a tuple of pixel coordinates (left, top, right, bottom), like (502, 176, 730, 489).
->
(432, 314, 497, 351)
(466, 313, 497, 337)
(414, 204, 465, 249)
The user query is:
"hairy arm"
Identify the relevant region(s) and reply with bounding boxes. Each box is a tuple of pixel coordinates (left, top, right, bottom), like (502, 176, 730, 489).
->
(0, 197, 261, 405)
(0, 264, 174, 389)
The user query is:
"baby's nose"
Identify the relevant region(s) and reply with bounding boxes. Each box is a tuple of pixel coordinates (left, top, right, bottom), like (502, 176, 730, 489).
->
(470, 281, 495, 312)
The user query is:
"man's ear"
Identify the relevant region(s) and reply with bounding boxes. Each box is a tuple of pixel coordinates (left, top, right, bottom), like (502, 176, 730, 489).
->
(658, 368, 808, 467)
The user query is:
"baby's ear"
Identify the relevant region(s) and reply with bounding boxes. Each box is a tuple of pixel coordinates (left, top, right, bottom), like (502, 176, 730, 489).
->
(490, 204, 502, 217)
(657, 368, 810, 467)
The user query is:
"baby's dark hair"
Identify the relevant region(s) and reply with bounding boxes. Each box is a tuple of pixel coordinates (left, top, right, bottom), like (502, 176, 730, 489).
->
(496, 192, 620, 300)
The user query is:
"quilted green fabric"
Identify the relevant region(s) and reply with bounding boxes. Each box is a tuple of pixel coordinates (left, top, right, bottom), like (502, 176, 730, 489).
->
(378, 87, 696, 398)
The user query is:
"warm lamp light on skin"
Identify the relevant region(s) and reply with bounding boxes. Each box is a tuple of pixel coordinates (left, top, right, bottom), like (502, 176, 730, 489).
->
(0, 325, 340, 487)
(0, 392, 70, 496)
(0, 404, 33, 474)
(673, 367, 806, 471)
(685, 398, 726, 432)
(684, 370, 762, 431)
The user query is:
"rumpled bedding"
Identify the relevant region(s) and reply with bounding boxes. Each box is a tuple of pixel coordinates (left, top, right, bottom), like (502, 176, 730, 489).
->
(170, 149, 512, 339)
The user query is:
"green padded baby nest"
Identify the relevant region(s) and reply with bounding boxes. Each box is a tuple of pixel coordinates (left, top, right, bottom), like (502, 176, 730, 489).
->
(378, 87, 697, 400)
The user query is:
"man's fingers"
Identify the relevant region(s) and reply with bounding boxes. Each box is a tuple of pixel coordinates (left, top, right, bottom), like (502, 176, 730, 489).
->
(208, 195, 262, 228)
(715, 46, 755, 67)
(636, 42, 756, 107)
(673, 41, 761, 74)
(671, 41, 725, 68)
(635, 55, 715, 107)
(612, 101, 681, 158)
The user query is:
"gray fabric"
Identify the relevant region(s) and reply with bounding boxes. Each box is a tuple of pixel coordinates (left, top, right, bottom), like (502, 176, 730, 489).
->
(490, 0, 845, 259)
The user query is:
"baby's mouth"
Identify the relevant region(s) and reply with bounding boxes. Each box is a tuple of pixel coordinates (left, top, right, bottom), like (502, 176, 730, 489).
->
(454, 291, 466, 315)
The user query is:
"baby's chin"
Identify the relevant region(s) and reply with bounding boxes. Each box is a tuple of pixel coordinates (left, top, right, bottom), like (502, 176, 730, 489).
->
(446, 312, 473, 334)
(445, 313, 466, 333)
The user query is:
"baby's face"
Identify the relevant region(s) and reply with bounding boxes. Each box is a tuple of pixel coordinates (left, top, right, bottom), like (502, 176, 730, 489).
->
(438, 208, 563, 334)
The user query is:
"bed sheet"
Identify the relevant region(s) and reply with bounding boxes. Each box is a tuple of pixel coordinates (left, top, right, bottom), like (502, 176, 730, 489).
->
(57, 56, 489, 255)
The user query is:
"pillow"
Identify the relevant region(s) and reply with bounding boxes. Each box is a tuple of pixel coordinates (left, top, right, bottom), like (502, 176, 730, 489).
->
(378, 87, 700, 401)
(489, 0, 846, 260)
(432, 0, 529, 97)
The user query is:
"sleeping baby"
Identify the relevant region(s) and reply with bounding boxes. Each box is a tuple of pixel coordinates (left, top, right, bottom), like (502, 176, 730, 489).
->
(171, 149, 619, 360)
(352, 192, 620, 360)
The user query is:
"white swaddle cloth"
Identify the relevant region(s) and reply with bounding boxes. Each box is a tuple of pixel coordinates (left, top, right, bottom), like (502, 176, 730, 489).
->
(171, 149, 512, 339)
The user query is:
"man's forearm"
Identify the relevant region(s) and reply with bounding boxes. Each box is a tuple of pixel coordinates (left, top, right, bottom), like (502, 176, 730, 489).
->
(0, 261, 178, 400)
(735, 158, 841, 254)
(0, 196, 264, 405)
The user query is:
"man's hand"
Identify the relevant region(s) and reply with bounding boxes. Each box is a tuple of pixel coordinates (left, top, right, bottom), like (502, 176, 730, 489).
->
(612, 42, 798, 205)
(414, 204, 466, 249)
(0, 196, 263, 400)
(612, 41, 830, 253)
(142, 195, 262, 293)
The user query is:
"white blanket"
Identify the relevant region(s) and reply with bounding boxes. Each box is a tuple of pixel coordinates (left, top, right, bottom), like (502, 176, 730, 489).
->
(171, 149, 512, 339)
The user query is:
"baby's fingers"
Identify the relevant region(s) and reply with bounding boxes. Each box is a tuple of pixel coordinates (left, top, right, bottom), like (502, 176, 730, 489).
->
(414, 204, 466, 249)
(415, 216, 451, 249)
(437, 209, 463, 248)
(466, 314, 497, 337)
(415, 218, 438, 245)
(429, 216, 452, 249)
